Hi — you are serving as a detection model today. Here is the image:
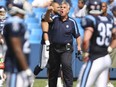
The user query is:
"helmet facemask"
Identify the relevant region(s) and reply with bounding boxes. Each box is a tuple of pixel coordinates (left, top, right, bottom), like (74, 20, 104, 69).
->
(87, 0, 102, 15)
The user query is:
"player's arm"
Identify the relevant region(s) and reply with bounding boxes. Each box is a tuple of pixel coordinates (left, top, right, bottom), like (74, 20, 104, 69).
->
(41, 21, 49, 42)
(81, 16, 94, 52)
(82, 27, 93, 62)
(108, 28, 116, 53)
(81, 16, 94, 61)
(44, 6, 54, 22)
(82, 27, 93, 52)
(10, 36, 28, 70)
(42, 5, 55, 43)
(111, 28, 116, 48)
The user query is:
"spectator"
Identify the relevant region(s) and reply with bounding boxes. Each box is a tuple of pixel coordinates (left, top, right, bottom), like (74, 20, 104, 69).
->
(3, 5, 34, 87)
(0, 6, 7, 87)
(112, 6, 116, 25)
(72, 0, 87, 18)
(44, 1, 82, 87)
(76, 0, 116, 87)
(109, 7, 116, 87)
(6, 0, 33, 15)
(6, 0, 13, 10)
(107, 0, 116, 15)
(54, 0, 72, 6)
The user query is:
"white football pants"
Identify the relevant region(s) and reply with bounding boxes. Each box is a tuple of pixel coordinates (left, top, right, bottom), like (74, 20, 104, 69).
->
(39, 44, 49, 69)
(77, 54, 111, 87)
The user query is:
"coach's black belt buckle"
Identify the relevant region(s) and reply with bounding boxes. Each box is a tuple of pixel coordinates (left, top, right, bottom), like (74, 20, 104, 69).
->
(66, 43, 71, 51)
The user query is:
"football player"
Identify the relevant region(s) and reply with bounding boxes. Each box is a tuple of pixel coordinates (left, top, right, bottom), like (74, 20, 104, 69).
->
(0, 6, 6, 87)
(33, 2, 64, 87)
(76, 0, 116, 87)
(4, 5, 34, 87)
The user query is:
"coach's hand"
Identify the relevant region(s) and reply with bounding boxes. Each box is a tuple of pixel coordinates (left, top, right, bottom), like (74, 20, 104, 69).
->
(76, 50, 83, 61)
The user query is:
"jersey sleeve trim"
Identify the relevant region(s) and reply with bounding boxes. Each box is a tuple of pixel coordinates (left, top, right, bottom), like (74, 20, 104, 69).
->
(86, 15, 96, 27)
(69, 17, 80, 37)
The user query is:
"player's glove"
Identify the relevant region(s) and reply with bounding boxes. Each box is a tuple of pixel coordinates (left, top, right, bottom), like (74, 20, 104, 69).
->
(0, 35, 4, 45)
(45, 40, 50, 58)
(107, 46, 113, 53)
(21, 68, 35, 87)
(82, 52, 89, 62)
(76, 51, 89, 62)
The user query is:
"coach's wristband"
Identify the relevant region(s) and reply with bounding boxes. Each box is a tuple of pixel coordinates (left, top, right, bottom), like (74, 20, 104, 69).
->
(107, 46, 113, 53)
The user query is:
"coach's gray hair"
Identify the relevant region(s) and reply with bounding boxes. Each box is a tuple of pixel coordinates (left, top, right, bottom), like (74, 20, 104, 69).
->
(61, 1, 70, 9)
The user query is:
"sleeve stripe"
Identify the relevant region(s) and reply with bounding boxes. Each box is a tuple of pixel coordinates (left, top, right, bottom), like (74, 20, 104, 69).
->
(52, 15, 58, 20)
(69, 18, 78, 34)
(86, 15, 96, 26)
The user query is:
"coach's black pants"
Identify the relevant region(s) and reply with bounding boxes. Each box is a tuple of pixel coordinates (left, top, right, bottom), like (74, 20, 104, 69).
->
(48, 44, 73, 87)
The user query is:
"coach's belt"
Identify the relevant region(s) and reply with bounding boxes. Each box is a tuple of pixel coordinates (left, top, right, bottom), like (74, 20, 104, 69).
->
(52, 43, 72, 50)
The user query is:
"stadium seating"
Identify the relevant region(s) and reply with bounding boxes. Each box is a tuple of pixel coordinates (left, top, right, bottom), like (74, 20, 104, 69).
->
(29, 28, 42, 44)
(0, 0, 6, 6)
(24, 17, 39, 23)
(34, 12, 44, 24)
(28, 0, 33, 3)
(33, 8, 47, 13)
(26, 23, 40, 30)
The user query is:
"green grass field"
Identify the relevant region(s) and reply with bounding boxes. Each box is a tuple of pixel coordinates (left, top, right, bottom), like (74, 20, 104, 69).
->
(3, 78, 116, 87)
(33, 78, 116, 87)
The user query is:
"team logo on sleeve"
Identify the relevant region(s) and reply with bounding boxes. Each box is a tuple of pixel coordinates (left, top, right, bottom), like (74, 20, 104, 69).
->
(12, 23, 20, 32)
(66, 25, 69, 28)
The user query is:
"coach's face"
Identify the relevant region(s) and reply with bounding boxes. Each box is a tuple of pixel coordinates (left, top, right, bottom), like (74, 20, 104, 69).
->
(60, 3, 70, 17)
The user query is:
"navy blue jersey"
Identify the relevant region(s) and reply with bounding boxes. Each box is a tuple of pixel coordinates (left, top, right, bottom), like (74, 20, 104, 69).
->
(3, 16, 30, 72)
(50, 16, 80, 44)
(0, 19, 5, 34)
(81, 14, 114, 59)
